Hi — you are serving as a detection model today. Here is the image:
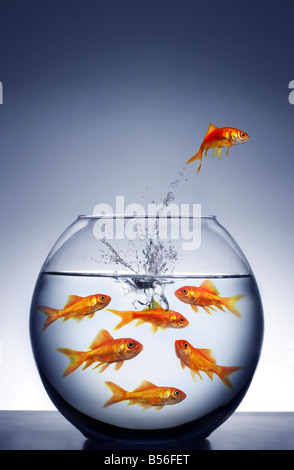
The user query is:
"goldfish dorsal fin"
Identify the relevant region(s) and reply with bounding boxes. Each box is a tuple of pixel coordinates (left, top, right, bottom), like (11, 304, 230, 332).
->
(205, 123, 218, 138)
(89, 328, 113, 349)
(143, 299, 163, 311)
(133, 380, 157, 392)
(199, 279, 220, 295)
(199, 348, 216, 363)
(63, 295, 83, 308)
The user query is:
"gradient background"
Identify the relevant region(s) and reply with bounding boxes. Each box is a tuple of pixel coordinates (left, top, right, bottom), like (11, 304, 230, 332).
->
(0, 0, 293, 412)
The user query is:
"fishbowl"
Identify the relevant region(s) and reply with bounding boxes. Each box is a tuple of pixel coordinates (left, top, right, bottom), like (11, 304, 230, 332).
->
(30, 215, 263, 442)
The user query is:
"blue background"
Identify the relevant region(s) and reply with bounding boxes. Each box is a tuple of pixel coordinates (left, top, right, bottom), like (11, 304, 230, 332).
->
(0, 0, 293, 411)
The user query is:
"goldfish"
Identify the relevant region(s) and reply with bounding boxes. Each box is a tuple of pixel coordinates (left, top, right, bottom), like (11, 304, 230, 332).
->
(57, 328, 143, 377)
(174, 280, 245, 318)
(186, 123, 249, 173)
(103, 380, 186, 410)
(107, 299, 189, 334)
(175, 340, 243, 390)
(37, 293, 111, 330)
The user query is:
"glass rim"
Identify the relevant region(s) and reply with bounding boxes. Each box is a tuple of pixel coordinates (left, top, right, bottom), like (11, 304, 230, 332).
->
(78, 214, 217, 220)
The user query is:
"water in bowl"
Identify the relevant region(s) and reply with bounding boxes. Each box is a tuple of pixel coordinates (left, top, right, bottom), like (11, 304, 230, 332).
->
(30, 272, 262, 432)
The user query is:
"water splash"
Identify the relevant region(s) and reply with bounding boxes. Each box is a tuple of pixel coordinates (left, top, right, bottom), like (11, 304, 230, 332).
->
(97, 164, 190, 308)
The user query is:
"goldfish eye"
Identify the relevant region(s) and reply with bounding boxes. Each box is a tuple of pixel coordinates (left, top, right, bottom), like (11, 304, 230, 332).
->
(182, 289, 188, 295)
(240, 132, 246, 138)
(183, 343, 188, 349)
(99, 296, 105, 301)
(179, 317, 185, 322)
(127, 341, 135, 349)
(174, 390, 180, 396)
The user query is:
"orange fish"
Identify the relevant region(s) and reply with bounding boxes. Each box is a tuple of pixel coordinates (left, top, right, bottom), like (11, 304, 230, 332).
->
(186, 123, 249, 173)
(174, 280, 245, 318)
(175, 340, 243, 390)
(103, 380, 186, 410)
(107, 300, 189, 334)
(57, 328, 143, 377)
(37, 293, 111, 330)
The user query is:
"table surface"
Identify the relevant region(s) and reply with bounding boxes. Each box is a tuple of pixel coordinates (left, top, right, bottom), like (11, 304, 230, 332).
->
(0, 411, 293, 451)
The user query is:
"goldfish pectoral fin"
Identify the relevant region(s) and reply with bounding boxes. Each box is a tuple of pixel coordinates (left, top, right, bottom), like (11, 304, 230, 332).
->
(217, 148, 222, 160)
(114, 361, 124, 371)
(154, 405, 164, 411)
(226, 147, 229, 156)
(191, 305, 199, 313)
(180, 360, 186, 370)
(151, 325, 158, 334)
(212, 148, 218, 158)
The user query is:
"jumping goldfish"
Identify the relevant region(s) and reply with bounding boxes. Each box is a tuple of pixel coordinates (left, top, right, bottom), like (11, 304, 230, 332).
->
(107, 299, 189, 334)
(57, 328, 143, 377)
(37, 293, 111, 330)
(103, 380, 186, 410)
(186, 123, 249, 173)
(174, 280, 245, 318)
(175, 340, 243, 390)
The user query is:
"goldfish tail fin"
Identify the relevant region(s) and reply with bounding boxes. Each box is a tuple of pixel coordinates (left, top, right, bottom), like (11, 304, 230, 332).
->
(186, 148, 202, 164)
(218, 366, 244, 390)
(223, 294, 245, 318)
(103, 381, 126, 408)
(106, 309, 134, 330)
(37, 305, 59, 330)
(57, 348, 84, 377)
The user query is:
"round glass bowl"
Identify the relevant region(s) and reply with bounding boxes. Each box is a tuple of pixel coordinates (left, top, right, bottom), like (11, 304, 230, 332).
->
(30, 215, 263, 442)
